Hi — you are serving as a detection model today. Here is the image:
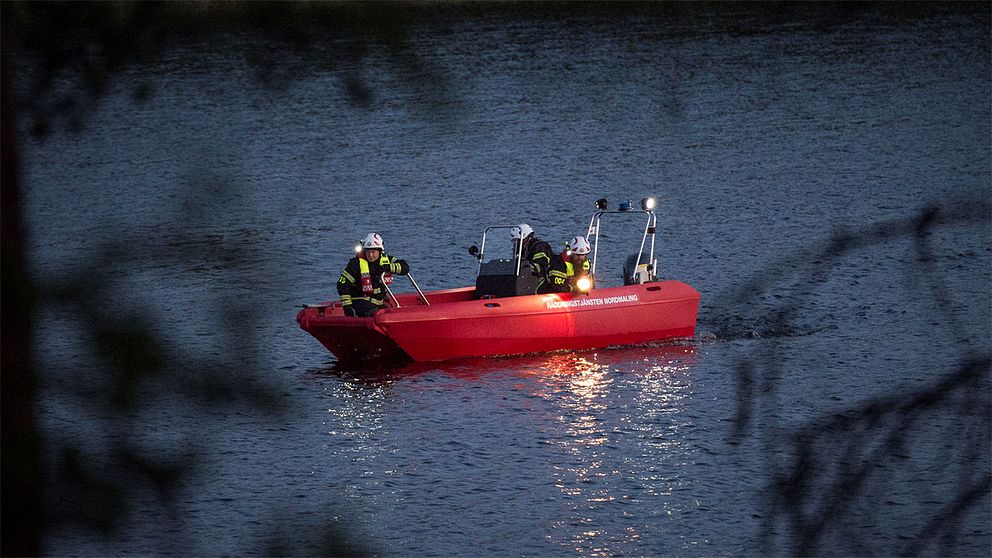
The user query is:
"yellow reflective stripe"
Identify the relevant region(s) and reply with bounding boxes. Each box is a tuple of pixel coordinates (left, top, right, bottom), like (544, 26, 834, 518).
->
(340, 295, 353, 304)
(359, 258, 370, 274)
(532, 252, 550, 262)
(348, 294, 385, 304)
(549, 270, 568, 278)
(377, 255, 402, 274)
(339, 270, 355, 284)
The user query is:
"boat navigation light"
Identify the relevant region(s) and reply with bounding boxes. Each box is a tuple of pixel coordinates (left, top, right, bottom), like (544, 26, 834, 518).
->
(640, 197, 657, 211)
(595, 198, 609, 210)
(576, 276, 593, 293)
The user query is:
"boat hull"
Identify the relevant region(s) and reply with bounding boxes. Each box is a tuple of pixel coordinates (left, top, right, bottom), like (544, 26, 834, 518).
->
(297, 281, 699, 363)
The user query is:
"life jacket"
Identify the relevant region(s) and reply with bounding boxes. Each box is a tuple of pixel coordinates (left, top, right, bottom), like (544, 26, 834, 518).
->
(563, 259, 591, 278)
(359, 256, 392, 295)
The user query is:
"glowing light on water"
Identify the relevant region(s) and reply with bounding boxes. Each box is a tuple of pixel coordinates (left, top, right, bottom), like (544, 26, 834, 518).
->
(530, 347, 701, 556)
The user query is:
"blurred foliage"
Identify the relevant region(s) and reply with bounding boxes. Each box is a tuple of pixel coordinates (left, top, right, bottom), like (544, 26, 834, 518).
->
(724, 202, 991, 556)
(6, 0, 455, 135)
(2, 1, 990, 557)
(1, 1, 429, 555)
(8, 1, 983, 135)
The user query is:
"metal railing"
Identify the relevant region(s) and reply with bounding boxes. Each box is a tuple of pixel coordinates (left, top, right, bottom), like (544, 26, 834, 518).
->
(470, 224, 527, 276)
(381, 272, 430, 308)
(585, 204, 658, 281)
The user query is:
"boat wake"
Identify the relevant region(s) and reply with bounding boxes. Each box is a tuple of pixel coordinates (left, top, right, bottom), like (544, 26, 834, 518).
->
(696, 312, 840, 342)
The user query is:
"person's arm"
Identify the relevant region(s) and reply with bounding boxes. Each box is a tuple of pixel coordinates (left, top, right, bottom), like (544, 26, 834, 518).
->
(529, 240, 553, 276)
(383, 255, 410, 275)
(337, 259, 358, 316)
(545, 258, 570, 293)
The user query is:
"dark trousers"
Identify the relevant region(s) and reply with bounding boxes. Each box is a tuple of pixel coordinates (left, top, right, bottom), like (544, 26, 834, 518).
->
(349, 299, 381, 317)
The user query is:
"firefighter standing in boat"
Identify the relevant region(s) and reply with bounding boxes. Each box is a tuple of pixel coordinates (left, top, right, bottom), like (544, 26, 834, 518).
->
(338, 233, 410, 317)
(540, 236, 594, 294)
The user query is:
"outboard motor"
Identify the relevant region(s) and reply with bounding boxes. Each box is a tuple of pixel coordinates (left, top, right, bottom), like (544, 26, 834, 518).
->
(475, 259, 542, 298)
(623, 252, 654, 285)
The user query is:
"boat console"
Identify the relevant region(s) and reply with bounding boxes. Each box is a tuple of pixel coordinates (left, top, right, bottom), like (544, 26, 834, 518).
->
(474, 258, 542, 299)
(468, 225, 543, 299)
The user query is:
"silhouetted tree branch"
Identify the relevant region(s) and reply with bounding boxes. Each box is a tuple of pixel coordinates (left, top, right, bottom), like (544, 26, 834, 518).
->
(2, 2, 440, 555)
(723, 201, 991, 556)
(1, 8, 42, 555)
(3, 2, 989, 557)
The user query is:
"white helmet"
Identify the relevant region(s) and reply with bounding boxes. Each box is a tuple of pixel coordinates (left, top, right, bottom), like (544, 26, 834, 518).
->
(568, 236, 591, 255)
(361, 233, 384, 250)
(510, 223, 533, 241)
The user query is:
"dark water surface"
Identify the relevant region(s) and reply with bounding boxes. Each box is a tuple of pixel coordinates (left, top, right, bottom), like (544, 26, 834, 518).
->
(15, 4, 990, 557)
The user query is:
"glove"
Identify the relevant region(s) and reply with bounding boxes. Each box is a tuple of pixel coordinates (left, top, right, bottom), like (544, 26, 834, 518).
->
(527, 262, 541, 277)
(343, 305, 356, 317)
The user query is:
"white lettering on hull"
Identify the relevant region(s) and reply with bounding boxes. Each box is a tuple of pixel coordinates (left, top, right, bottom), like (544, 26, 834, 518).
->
(545, 294, 639, 310)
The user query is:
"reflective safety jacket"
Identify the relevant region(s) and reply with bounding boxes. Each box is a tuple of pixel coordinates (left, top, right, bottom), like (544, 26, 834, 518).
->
(522, 236, 554, 277)
(337, 254, 410, 309)
(541, 252, 592, 294)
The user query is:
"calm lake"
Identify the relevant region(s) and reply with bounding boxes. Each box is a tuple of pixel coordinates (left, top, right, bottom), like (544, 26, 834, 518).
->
(14, 3, 991, 556)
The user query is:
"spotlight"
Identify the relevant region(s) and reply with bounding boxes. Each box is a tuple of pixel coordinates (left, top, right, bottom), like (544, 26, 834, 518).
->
(595, 198, 609, 210)
(640, 197, 657, 211)
(576, 276, 593, 293)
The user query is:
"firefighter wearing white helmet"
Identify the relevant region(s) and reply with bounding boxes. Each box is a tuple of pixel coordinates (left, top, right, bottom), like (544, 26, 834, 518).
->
(337, 232, 410, 317)
(540, 235, 594, 294)
(568, 236, 591, 255)
(510, 223, 533, 242)
(361, 232, 384, 250)
(510, 223, 553, 279)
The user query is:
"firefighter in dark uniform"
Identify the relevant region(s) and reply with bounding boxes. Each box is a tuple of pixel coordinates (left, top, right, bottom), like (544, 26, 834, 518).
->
(540, 236, 594, 294)
(337, 233, 410, 317)
(511, 223, 554, 279)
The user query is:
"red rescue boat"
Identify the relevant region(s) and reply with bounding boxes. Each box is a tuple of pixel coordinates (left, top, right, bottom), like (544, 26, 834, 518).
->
(297, 197, 700, 364)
